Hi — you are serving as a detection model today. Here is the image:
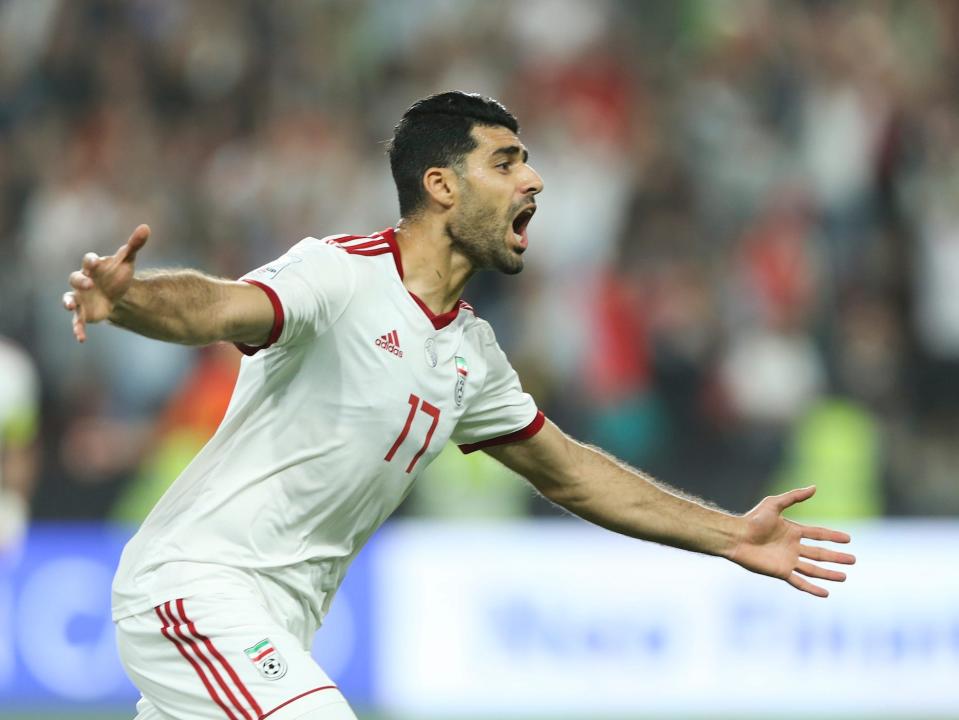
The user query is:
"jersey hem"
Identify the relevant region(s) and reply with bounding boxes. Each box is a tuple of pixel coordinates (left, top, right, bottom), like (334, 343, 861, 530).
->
(235, 280, 285, 356)
(457, 409, 545, 454)
(111, 578, 251, 622)
(110, 582, 212, 623)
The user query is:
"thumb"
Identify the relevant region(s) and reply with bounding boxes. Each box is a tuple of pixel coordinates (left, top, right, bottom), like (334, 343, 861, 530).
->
(770, 485, 816, 513)
(116, 224, 151, 264)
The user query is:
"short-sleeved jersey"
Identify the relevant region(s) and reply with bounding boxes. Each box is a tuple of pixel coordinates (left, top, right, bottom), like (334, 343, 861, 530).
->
(111, 228, 544, 630)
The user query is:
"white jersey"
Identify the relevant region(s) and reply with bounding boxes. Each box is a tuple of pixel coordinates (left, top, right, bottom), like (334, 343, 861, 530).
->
(111, 228, 543, 632)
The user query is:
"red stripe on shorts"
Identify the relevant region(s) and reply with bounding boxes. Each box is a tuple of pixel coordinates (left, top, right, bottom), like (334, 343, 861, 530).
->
(155, 603, 241, 720)
(260, 686, 340, 719)
(177, 599, 264, 718)
(166, 601, 255, 720)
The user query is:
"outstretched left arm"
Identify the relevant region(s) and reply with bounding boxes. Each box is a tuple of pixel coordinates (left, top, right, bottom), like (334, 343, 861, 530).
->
(484, 419, 856, 597)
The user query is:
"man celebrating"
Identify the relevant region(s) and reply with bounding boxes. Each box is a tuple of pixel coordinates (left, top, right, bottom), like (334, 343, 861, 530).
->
(63, 92, 855, 720)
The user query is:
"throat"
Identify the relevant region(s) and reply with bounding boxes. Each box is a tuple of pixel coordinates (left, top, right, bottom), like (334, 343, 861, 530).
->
(407, 289, 463, 330)
(395, 219, 474, 314)
(404, 285, 460, 317)
(400, 249, 473, 316)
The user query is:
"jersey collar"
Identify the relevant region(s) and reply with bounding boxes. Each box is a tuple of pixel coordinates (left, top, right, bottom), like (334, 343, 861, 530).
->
(381, 226, 464, 331)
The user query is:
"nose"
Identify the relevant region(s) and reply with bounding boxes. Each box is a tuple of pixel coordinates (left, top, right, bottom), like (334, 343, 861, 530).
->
(522, 165, 544, 197)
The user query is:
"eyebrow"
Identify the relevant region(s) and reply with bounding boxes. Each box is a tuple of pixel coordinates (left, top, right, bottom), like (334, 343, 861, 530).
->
(491, 145, 529, 163)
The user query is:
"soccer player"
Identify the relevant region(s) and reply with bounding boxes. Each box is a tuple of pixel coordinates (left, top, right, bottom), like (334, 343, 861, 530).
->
(63, 92, 855, 720)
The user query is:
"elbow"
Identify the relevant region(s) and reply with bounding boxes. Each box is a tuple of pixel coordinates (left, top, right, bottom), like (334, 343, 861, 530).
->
(530, 456, 589, 510)
(534, 438, 589, 508)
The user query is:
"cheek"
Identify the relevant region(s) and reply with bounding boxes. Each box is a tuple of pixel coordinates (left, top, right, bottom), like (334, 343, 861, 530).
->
(464, 198, 503, 230)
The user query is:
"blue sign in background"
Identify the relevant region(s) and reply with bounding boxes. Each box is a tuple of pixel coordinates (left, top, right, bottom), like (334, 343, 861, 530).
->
(0, 523, 374, 712)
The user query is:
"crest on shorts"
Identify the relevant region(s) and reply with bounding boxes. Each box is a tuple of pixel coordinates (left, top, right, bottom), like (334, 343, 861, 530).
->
(244, 638, 287, 680)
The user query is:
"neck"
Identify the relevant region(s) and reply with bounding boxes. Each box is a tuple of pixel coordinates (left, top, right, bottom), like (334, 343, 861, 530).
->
(394, 215, 474, 315)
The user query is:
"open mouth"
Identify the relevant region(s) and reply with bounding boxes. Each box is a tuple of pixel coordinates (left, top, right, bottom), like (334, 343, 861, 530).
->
(511, 205, 536, 248)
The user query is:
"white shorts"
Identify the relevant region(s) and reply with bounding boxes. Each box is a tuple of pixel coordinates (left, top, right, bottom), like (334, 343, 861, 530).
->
(116, 593, 357, 720)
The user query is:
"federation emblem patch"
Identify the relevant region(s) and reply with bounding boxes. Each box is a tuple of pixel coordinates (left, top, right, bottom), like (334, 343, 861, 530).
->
(425, 337, 438, 367)
(244, 638, 287, 680)
(454, 356, 469, 406)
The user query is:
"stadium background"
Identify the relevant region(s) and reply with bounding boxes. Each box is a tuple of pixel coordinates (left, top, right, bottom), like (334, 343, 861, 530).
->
(0, 0, 957, 718)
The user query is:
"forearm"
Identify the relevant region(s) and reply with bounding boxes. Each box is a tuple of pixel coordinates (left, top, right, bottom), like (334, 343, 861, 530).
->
(109, 269, 237, 344)
(491, 422, 854, 597)
(544, 440, 743, 558)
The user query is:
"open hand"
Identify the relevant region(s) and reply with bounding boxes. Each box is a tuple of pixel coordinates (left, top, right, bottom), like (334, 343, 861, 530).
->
(62, 224, 150, 342)
(728, 485, 856, 597)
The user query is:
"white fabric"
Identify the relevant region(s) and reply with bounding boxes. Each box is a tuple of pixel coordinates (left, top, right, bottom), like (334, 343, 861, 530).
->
(117, 588, 350, 720)
(277, 701, 358, 720)
(112, 229, 539, 634)
(246, 236, 357, 344)
(131, 690, 357, 720)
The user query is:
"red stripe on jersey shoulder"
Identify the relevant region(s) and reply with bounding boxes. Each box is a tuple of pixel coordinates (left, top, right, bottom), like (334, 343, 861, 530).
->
(322, 230, 476, 330)
(323, 227, 402, 275)
(337, 238, 392, 252)
(323, 232, 392, 257)
(322, 234, 364, 245)
(346, 246, 392, 257)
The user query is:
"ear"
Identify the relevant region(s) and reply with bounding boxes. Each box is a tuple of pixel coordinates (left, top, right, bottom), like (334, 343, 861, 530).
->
(422, 167, 458, 210)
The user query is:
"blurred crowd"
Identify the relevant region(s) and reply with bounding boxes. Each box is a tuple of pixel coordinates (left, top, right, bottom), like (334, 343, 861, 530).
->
(1, 0, 958, 534)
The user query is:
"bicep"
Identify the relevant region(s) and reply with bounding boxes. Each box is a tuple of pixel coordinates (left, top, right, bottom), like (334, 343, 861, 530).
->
(217, 280, 278, 346)
(483, 418, 578, 497)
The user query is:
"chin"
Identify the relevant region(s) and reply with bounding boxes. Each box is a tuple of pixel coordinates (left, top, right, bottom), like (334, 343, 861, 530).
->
(496, 254, 524, 275)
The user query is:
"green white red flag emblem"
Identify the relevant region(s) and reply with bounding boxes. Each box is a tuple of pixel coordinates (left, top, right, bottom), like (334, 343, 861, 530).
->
(455, 356, 468, 406)
(244, 638, 287, 680)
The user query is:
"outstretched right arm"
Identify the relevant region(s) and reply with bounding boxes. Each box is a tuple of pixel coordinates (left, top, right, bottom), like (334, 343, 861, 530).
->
(62, 224, 275, 346)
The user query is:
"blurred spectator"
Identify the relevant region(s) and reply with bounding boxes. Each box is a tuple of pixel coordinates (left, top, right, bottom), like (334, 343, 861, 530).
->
(0, 337, 39, 548)
(769, 398, 883, 520)
(1, 0, 958, 521)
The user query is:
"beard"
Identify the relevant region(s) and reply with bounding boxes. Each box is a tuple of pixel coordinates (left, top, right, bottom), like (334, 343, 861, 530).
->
(447, 188, 524, 275)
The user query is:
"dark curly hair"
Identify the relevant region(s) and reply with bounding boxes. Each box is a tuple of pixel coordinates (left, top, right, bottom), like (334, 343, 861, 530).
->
(387, 91, 520, 217)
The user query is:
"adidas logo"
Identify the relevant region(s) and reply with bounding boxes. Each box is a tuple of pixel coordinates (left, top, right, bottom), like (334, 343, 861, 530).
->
(374, 330, 404, 358)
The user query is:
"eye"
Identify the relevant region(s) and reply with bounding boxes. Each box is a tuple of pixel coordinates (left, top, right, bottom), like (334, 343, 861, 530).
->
(496, 162, 511, 172)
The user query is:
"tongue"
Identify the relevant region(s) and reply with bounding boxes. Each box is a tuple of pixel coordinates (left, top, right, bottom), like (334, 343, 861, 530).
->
(519, 227, 529, 249)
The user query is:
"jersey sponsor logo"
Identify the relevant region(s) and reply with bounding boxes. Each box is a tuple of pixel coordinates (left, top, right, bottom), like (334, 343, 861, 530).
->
(375, 330, 404, 358)
(424, 337, 438, 367)
(244, 638, 288, 680)
(251, 253, 302, 279)
(455, 355, 469, 406)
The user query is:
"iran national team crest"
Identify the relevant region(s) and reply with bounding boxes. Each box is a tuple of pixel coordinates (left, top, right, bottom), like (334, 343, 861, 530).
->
(244, 638, 287, 680)
(454, 356, 469, 406)
(424, 337, 438, 367)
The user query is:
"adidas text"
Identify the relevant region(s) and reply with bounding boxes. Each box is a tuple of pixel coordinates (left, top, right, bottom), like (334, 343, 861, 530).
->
(374, 331, 404, 358)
